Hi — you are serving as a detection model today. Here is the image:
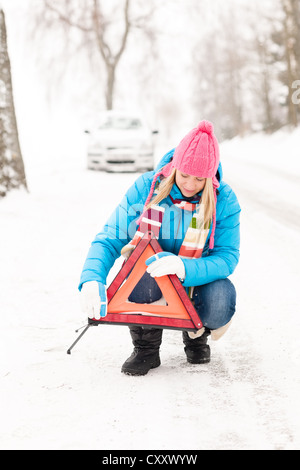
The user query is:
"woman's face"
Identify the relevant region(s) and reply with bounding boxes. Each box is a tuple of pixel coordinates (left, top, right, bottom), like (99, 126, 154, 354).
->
(175, 171, 206, 197)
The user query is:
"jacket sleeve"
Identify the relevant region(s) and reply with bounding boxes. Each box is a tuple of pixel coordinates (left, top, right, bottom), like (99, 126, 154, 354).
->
(78, 173, 152, 290)
(182, 187, 241, 287)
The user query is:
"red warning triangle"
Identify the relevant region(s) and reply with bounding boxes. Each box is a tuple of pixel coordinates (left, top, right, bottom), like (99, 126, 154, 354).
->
(93, 231, 202, 331)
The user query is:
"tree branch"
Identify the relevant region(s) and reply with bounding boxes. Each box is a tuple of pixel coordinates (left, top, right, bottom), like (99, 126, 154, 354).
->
(44, 0, 92, 33)
(92, 0, 113, 64)
(114, 0, 131, 65)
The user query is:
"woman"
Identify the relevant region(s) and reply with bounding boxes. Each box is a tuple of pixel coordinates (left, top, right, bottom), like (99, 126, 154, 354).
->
(79, 120, 241, 375)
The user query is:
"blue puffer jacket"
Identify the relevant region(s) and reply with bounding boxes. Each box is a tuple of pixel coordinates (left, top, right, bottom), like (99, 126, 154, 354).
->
(79, 149, 241, 289)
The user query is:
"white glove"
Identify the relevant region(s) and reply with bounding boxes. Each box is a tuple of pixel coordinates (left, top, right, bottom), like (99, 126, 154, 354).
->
(146, 252, 186, 281)
(80, 281, 107, 320)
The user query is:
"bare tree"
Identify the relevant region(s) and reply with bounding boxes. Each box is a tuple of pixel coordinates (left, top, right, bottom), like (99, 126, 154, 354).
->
(270, 0, 300, 127)
(256, 38, 275, 132)
(41, 0, 155, 110)
(192, 4, 249, 139)
(281, 0, 299, 126)
(92, 0, 130, 110)
(0, 8, 27, 198)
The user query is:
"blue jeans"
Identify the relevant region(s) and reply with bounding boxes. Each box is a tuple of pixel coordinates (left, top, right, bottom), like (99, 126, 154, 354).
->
(128, 273, 236, 330)
(192, 279, 236, 329)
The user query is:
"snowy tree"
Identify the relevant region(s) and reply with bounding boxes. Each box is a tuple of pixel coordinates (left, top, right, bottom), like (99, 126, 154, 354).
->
(0, 7, 27, 198)
(191, 3, 252, 140)
(190, 0, 300, 138)
(270, 0, 300, 127)
(281, 0, 300, 127)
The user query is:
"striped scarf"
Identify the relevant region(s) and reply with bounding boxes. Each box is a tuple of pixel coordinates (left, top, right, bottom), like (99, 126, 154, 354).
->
(121, 187, 211, 261)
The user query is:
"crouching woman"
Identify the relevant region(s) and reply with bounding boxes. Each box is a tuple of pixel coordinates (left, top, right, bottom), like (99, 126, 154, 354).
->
(79, 121, 241, 375)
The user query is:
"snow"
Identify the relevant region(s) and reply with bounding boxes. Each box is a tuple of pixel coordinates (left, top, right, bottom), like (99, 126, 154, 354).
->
(1, 126, 300, 451)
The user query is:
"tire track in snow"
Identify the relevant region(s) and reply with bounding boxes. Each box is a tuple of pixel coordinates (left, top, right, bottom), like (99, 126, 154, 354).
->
(234, 183, 300, 230)
(150, 331, 295, 450)
(224, 156, 300, 231)
(208, 338, 295, 450)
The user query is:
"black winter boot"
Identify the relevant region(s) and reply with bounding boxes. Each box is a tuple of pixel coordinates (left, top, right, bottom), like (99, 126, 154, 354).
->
(121, 327, 163, 376)
(182, 328, 211, 364)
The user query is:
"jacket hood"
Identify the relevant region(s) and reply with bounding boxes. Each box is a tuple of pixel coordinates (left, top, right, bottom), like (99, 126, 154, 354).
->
(155, 148, 223, 182)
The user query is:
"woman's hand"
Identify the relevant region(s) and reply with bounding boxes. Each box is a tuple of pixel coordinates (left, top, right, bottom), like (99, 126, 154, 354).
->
(80, 281, 107, 319)
(146, 252, 186, 281)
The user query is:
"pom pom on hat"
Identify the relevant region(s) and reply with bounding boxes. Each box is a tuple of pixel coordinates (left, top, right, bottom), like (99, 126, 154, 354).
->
(197, 120, 214, 134)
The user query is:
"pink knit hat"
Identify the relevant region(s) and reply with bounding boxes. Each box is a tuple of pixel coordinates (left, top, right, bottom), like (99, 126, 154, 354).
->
(143, 120, 220, 249)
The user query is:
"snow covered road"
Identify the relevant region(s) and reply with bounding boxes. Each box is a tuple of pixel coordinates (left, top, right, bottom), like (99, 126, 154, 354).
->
(1, 130, 300, 450)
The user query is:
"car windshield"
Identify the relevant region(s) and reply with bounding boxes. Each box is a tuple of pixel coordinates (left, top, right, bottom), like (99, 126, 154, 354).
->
(98, 117, 142, 130)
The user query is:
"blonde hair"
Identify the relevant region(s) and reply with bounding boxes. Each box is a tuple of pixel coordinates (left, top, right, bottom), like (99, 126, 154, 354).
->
(147, 169, 215, 228)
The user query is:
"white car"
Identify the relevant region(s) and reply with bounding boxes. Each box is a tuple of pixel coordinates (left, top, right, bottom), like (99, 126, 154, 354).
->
(86, 111, 157, 172)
